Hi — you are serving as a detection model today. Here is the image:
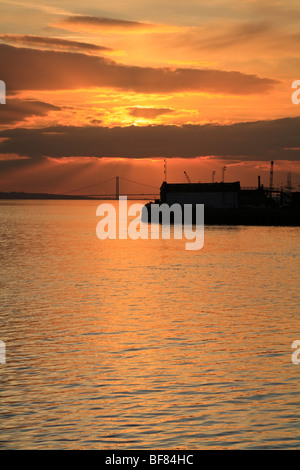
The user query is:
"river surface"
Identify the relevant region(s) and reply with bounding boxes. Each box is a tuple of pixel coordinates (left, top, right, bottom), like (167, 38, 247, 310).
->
(0, 200, 299, 449)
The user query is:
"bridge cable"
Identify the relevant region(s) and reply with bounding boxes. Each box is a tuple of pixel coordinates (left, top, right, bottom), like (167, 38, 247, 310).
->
(65, 177, 116, 194)
(119, 176, 160, 190)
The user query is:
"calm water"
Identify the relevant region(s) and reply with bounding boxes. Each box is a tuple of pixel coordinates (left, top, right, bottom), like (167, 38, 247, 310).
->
(0, 200, 299, 449)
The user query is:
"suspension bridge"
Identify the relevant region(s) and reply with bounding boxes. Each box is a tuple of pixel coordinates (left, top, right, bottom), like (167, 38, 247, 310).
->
(66, 176, 160, 200)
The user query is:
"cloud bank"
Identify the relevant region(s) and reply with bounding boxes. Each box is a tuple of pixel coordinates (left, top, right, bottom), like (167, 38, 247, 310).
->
(0, 44, 278, 95)
(0, 117, 299, 161)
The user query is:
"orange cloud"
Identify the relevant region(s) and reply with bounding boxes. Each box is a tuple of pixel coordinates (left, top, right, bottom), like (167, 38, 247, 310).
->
(161, 20, 300, 61)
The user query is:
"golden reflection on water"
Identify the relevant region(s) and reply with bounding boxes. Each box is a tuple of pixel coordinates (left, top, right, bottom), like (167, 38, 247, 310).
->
(0, 200, 299, 449)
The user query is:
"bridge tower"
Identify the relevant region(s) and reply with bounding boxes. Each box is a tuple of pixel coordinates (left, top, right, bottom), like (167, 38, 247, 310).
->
(222, 166, 227, 183)
(269, 160, 274, 191)
(116, 176, 119, 199)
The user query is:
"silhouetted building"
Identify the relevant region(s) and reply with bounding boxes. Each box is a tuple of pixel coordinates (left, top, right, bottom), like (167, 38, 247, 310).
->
(160, 181, 240, 209)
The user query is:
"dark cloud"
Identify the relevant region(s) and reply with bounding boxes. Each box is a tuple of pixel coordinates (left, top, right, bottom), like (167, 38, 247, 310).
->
(56, 15, 153, 31)
(0, 117, 299, 161)
(0, 98, 60, 125)
(89, 119, 103, 125)
(128, 107, 174, 118)
(0, 44, 278, 95)
(0, 34, 112, 54)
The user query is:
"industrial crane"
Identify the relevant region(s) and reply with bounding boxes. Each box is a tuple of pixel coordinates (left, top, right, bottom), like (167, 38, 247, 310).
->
(184, 171, 191, 183)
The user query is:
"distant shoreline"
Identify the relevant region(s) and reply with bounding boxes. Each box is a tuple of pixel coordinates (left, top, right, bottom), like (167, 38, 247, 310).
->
(0, 192, 112, 200)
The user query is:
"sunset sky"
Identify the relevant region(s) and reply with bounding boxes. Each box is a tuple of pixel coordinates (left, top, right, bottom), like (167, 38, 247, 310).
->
(0, 0, 299, 194)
